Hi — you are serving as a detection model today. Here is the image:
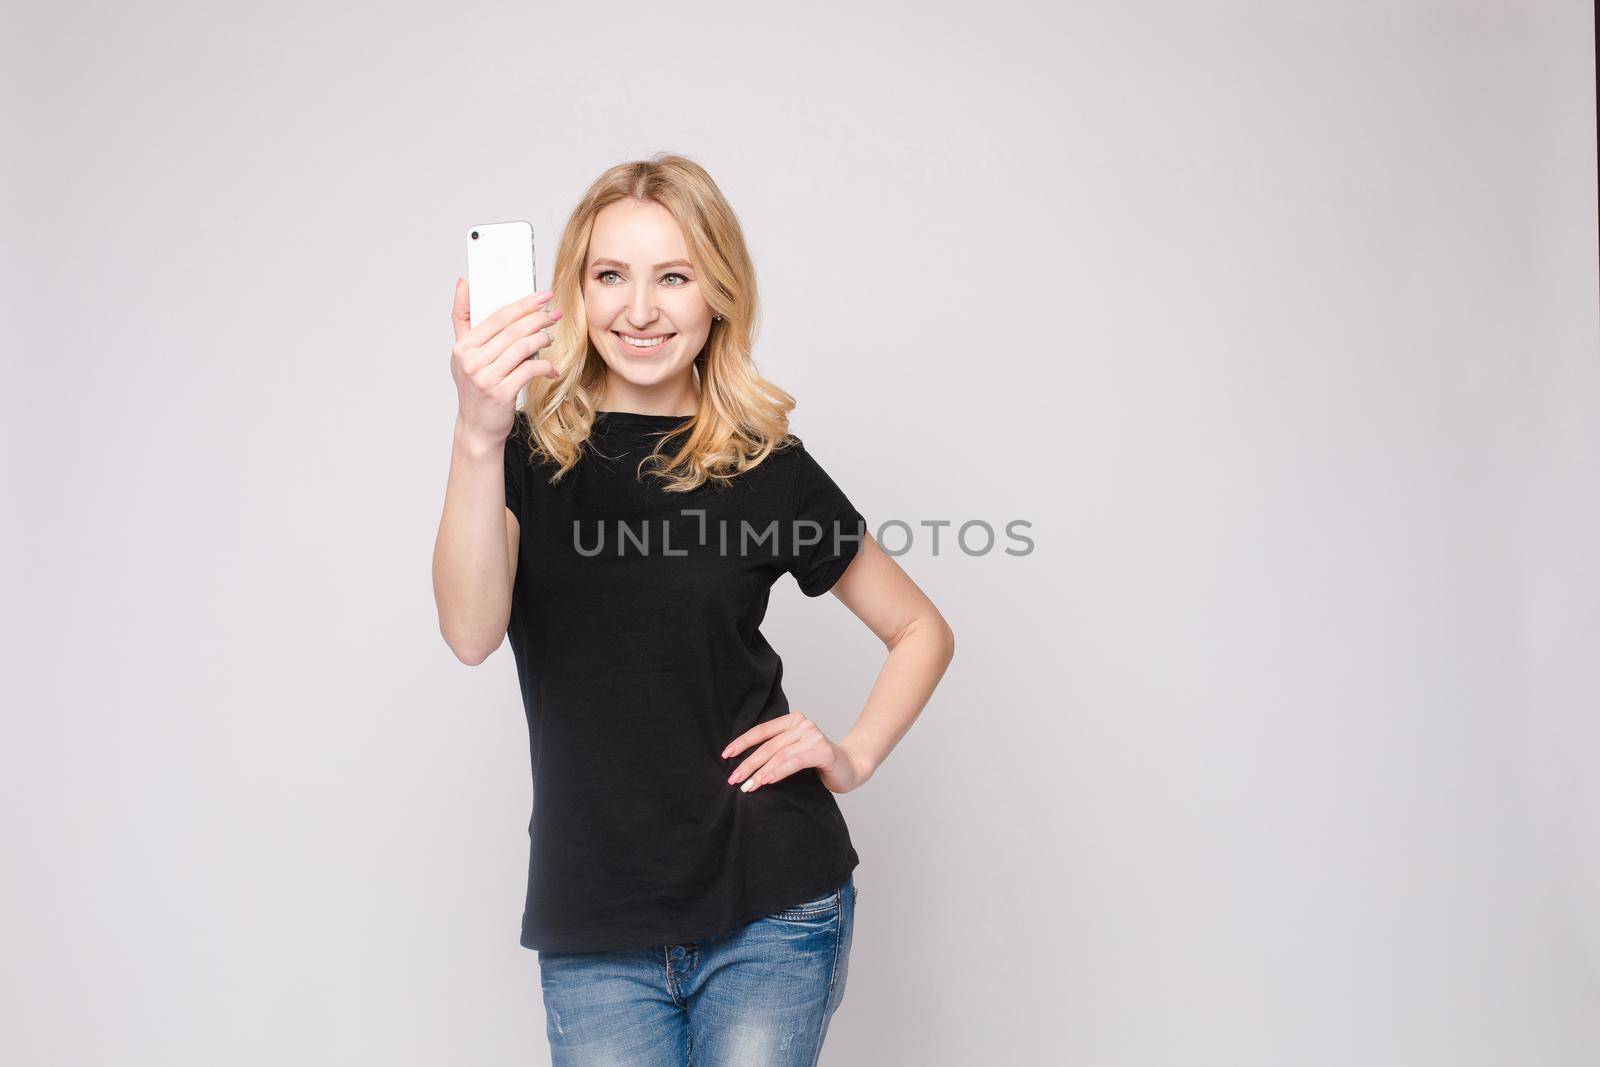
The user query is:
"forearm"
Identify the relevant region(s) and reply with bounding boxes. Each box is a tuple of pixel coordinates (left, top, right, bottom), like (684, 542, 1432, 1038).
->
(838, 615, 956, 783)
(431, 417, 515, 663)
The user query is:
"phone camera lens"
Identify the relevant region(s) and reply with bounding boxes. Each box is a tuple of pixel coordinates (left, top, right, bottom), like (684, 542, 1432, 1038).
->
(470, 231, 479, 240)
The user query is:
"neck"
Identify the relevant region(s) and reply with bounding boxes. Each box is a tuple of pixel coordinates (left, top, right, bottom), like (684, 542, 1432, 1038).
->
(597, 371, 701, 417)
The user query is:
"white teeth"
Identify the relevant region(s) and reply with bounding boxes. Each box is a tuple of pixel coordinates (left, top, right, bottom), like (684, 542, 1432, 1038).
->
(617, 332, 670, 348)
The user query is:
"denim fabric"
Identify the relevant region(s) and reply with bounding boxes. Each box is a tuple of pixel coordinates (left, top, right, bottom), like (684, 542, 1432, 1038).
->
(536, 875, 858, 1066)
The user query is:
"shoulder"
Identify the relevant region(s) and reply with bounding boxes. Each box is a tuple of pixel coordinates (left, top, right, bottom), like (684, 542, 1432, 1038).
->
(767, 431, 840, 480)
(760, 431, 857, 514)
(758, 433, 815, 488)
(504, 410, 565, 484)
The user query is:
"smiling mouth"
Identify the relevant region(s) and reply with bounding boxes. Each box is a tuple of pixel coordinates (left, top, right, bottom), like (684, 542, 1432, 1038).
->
(613, 331, 675, 352)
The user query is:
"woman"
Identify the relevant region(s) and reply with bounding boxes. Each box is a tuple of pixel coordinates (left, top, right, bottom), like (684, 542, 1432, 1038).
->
(431, 154, 956, 1066)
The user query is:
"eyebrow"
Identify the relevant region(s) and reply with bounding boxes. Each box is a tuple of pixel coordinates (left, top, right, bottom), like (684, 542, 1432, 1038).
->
(589, 257, 694, 271)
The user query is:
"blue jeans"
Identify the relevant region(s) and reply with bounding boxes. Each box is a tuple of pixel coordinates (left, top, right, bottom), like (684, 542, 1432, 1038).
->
(536, 875, 858, 1066)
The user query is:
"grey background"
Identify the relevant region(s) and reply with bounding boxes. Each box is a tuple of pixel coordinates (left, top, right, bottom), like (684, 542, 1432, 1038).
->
(4, 1, 1597, 1063)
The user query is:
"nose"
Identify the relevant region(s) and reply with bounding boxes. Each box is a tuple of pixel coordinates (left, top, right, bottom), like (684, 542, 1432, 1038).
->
(627, 282, 661, 329)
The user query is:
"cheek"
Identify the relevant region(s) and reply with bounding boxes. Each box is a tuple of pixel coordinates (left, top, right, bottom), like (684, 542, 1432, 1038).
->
(582, 287, 614, 318)
(671, 300, 713, 330)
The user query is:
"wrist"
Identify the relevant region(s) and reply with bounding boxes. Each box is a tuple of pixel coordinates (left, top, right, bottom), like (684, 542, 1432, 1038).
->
(838, 740, 877, 784)
(454, 413, 504, 460)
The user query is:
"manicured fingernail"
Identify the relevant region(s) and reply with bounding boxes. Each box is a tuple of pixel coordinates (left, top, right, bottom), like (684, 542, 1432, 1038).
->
(741, 778, 757, 792)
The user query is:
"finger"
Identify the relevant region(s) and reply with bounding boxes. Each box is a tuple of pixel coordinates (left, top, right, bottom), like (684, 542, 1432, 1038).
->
(740, 736, 817, 792)
(727, 716, 811, 785)
(490, 332, 562, 395)
(451, 277, 471, 341)
(470, 307, 563, 373)
(461, 289, 555, 351)
(486, 322, 562, 384)
(722, 712, 800, 761)
(502, 352, 560, 398)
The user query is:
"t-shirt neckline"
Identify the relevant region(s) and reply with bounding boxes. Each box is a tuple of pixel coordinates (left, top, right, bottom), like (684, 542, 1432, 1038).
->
(594, 409, 696, 430)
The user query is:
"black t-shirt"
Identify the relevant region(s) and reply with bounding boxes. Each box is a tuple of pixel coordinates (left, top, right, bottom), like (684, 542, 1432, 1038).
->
(501, 408, 867, 953)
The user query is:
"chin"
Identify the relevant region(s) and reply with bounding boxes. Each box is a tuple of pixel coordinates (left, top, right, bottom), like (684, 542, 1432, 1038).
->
(604, 358, 687, 385)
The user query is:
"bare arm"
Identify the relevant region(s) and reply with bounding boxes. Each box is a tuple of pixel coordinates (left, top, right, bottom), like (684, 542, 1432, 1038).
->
(430, 277, 560, 665)
(431, 420, 523, 664)
(722, 531, 956, 794)
(827, 532, 956, 784)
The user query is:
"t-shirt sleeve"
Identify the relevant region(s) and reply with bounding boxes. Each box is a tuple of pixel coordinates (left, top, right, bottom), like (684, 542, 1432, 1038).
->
(786, 441, 868, 597)
(503, 415, 526, 519)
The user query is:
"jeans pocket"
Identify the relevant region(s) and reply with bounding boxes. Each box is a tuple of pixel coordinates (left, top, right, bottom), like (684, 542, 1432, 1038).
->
(765, 882, 843, 922)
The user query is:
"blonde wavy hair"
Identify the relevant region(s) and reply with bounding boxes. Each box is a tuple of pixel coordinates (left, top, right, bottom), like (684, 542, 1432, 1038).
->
(511, 153, 802, 493)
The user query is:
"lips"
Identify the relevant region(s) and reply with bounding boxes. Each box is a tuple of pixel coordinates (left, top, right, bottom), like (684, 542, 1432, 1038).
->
(612, 330, 675, 356)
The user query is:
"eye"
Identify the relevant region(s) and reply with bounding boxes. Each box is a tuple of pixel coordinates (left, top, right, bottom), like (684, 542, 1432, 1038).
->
(592, 269, 692, 286)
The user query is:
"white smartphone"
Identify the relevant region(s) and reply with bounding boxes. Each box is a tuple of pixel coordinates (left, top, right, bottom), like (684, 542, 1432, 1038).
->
(466, 220, 538, 328)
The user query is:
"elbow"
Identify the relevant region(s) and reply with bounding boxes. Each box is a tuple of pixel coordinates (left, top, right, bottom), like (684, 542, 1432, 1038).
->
(440, 620, 502, 666)
(887, 614, 956, 664)
(454, 644, 492, 667)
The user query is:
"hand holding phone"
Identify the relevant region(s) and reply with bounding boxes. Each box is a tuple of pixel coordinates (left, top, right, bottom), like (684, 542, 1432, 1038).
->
(450, 221, 562, 445)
